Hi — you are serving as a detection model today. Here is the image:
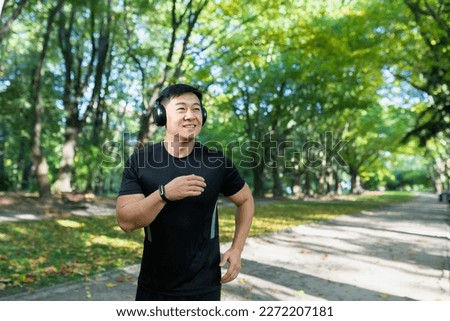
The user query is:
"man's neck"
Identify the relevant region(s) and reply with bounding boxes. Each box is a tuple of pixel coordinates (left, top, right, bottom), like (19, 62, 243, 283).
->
(163, 135, 196, 158)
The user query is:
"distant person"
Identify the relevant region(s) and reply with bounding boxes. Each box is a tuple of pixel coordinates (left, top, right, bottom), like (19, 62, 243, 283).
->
(116, 84, 254, 301)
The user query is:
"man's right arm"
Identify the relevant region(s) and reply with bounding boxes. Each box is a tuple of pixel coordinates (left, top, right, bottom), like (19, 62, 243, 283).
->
(116, 174, 207, 233)
(116, 191, 167, 233)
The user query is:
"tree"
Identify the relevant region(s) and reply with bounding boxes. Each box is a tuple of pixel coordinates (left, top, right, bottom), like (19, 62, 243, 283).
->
(1, 0, 447, 197)
(53, 0, 114, 193)
(30, 0, 65, 199)
(127, 0, 210, 146)
(385, 0, 450, 145)
(402, 0, 449, 144)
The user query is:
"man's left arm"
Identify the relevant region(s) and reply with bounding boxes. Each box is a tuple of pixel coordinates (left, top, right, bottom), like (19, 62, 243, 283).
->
(220, 183, 254, 283)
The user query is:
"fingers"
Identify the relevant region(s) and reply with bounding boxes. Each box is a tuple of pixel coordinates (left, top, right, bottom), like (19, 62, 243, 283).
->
(165, 175, 207, 200)
(220, 263, 241, 284)
(186, 174, 205, 182)
(219, 251, 230, 267)
(188, 175, 207, 189)
(220, 251, 241, 284)
(182, 175, 206, 195)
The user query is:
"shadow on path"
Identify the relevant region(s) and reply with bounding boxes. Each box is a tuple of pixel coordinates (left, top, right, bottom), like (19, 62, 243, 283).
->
(226, 258, 415, 301)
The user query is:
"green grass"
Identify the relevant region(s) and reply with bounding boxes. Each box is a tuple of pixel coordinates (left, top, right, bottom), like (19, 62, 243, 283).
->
(352, 191, 414, 203)
(0, 216, 144, 294)
(0, 191, 415, 294)
(219, 200, 384, 242)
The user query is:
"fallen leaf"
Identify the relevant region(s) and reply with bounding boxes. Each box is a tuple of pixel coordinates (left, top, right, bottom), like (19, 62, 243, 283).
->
(115, 276, 126, 283)
(105, 282, 117, 288)
(294, 290, 305, 296)
(43, 266, 58, 275)
(85, 286, 92, 299)
(24, 273, 37, 283)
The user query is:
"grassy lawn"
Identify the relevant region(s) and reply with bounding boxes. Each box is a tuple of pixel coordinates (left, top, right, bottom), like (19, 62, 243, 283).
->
(343, 191, 416, 203)
(0, 191, 414, 295)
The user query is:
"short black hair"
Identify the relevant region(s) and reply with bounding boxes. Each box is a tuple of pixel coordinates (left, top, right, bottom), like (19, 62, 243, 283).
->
(157, 84, 203, 106)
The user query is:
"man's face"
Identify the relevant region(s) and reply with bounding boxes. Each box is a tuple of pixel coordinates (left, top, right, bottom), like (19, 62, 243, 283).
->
(164, 92, 203, 141)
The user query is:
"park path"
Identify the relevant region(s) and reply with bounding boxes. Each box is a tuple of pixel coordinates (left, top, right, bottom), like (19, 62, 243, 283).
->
(222, 193, 449, 300)
(1, 193, 449, 301)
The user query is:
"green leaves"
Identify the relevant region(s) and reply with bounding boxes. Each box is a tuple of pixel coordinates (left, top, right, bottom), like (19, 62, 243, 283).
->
(0, 0, 447, 196)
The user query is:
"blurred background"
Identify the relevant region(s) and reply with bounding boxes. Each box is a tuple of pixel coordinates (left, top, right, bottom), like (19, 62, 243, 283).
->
(0, 0, 449, 199)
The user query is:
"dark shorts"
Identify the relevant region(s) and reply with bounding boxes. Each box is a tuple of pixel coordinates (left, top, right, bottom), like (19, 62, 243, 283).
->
(135, 285, 221, 301)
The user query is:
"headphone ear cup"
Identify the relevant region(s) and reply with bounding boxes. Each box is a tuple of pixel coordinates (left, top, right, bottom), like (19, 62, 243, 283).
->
(153, 101, 166, 126)
(202, 107, 207, 125)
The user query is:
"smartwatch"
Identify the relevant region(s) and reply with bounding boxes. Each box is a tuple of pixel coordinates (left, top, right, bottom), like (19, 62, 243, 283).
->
(159, 185, 171, 202)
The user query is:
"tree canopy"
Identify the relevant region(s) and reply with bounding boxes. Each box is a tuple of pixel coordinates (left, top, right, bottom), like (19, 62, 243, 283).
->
(0, 0, 448, 198)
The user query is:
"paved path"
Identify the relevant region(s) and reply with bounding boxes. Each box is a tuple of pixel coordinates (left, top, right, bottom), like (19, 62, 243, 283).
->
(1, 193, 449, 301)
(223, 193, 449, 301)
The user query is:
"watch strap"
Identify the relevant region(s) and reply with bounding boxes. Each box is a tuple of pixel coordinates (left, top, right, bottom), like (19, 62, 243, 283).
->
(159, 185, 171, 202)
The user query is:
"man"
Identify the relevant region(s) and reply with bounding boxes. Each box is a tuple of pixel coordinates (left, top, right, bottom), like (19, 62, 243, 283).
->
(116, 84, 254, 301)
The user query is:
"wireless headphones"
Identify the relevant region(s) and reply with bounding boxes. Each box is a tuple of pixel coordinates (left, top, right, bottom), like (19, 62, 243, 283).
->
(153, 98, 207, 127)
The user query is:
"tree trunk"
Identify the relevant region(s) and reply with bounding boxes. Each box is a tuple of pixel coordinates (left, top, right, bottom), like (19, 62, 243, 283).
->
(136, 89, 161, 147)
(304, 170, 312, 197)
(326, 167, 334, 196)
(15, 138, 27, 191)
(54, 1, 112, 192)
(270, 142, 283, 197)
(252, 165, 264, 198)
(30, 0, 64, 199)
(318, 160, 326, 196)
(433, 157, 446, 194)
(272, 165, 283, 198)
(292, 170, 303, 198)
(446, 158, 450, 191)
(21, 159, 32, 191)
(349, 166, 360, 194)
(54, 124, 79, 193)
(350, 172, 356, 194)
(350, 172, 362, 194)
(334, 169, 341, 195)
(87, 63, 113, 193)
(0, 125, 8, 190)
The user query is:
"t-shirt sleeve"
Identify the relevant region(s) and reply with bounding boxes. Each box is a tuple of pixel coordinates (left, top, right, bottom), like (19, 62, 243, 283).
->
(118, 153, 144, 196)
(220, 156, 245, 197)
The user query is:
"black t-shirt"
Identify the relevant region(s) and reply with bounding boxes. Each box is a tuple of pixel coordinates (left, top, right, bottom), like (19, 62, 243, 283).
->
(119, 142, 245, 295)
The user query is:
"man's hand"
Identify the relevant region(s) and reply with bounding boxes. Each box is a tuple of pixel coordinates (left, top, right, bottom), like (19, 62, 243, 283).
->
(164, 174, 206, 201)
(220, 247, 242, 283)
